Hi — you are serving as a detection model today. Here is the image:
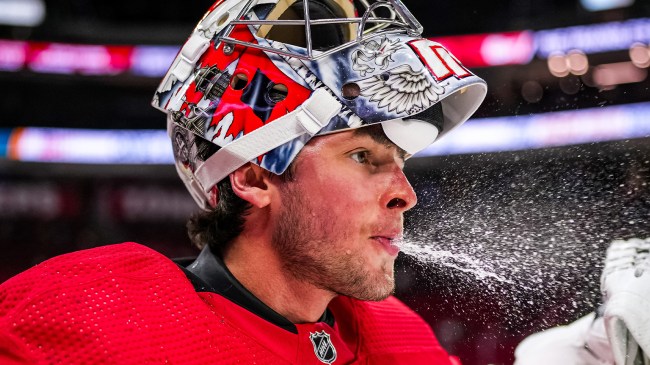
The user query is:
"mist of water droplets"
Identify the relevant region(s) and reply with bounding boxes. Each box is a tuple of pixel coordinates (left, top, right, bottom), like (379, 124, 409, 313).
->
(397, 142, 649, 338)
(399, 239, 522, 286)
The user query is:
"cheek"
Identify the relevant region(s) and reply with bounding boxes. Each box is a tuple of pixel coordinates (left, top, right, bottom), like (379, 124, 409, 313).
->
(317, 179, 374, 213)
(295, 159, 381, 221)
(311, 184, 378, 241)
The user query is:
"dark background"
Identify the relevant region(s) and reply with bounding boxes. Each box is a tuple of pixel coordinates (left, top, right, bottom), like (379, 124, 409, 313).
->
(1, 1, 649, 364)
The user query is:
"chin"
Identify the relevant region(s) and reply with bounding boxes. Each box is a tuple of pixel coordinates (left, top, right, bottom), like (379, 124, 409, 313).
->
(366, 285, 395, 302)
(355, 275, 396, 301)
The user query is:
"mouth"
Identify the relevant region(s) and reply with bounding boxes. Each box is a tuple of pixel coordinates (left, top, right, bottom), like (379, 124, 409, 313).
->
(371, 236, 401, 256)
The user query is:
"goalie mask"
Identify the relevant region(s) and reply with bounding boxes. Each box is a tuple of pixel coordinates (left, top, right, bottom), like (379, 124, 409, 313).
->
(153, 0, 487, 210)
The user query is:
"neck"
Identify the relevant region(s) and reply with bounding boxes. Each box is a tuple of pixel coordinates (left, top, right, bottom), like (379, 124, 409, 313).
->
(223, 232, 336, 323)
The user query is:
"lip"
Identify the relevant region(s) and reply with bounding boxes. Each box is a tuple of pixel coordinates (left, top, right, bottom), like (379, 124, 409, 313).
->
(371, 236, 401, 256)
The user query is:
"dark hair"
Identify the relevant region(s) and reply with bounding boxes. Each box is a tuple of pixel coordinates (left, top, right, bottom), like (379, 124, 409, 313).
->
(186, 177, 251, 253)
(186, 164, 295, 254)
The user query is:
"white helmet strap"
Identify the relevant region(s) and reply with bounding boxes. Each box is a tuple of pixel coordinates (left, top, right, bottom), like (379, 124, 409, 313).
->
(192, 88, 342, 208)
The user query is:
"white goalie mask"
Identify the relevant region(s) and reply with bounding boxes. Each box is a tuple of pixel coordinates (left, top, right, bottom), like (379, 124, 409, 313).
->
(153, 0, 488, 210)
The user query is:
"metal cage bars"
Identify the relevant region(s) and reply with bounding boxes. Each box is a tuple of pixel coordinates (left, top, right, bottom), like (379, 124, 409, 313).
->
(219, 0, 423, 60)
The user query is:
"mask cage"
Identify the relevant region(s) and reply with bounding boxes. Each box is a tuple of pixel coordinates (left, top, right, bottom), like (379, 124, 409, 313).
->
(218, 0, 423, 60)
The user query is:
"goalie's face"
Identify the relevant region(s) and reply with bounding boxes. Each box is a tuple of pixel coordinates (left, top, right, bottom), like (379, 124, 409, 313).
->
(270, 125, 416, 300)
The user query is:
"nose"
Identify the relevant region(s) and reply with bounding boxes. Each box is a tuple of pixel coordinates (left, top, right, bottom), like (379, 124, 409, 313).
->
(383, 167, 417, 212)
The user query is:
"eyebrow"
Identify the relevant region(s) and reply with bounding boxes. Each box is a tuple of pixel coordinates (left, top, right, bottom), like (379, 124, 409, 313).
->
(353, 126, 409, 161)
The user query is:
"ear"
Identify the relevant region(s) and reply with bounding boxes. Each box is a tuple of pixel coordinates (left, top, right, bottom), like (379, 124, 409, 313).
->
(229, 163, 273, 208)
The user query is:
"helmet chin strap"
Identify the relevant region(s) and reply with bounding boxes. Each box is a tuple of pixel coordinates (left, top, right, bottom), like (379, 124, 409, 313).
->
(191, 88, 342, 209)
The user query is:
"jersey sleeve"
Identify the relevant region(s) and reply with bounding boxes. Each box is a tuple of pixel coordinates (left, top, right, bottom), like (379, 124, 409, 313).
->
(0, 243, 197, 365)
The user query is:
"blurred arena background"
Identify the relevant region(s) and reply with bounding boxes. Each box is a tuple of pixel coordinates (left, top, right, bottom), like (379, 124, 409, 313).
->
(0, 0, 649, 364)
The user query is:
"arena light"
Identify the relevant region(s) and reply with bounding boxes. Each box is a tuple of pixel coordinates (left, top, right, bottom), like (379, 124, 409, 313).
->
(130, 46, 178, 77)
(629, 43, 650, 68)
(0, 0, 45, 27)
(5, 128, 173, 164)
(593, 61, 648, 89)
(0, 40, 27, 71)
(416, 102, 650, 157)
(580, 0, 634, 12)
(567, 50, 589, 75)
(0, 39, 176, 77)
(536, 18, 650, 57)
(0, 128, 10, 157)
(547, 53, 570, 77)
(435, 31, 534, 68)
(28, 42, 131, 75)
(546, 50, 590, 79)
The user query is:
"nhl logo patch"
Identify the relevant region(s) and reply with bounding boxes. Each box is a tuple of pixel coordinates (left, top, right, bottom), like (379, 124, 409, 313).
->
(309, 330, 337, 364)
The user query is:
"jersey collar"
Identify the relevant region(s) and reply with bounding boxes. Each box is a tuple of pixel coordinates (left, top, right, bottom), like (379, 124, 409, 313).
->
(179, 245, 335, 334)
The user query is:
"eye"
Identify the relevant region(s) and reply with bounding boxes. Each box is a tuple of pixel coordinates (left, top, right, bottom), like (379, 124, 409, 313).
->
(350, 150, 370, 164)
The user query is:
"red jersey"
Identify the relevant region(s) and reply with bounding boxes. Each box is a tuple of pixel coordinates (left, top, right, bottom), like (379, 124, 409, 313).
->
(0, 243, 458, 364)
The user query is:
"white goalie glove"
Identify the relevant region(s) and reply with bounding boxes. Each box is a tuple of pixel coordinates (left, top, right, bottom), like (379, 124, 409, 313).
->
(515, 237, 650, 365)
(514, 310, 614, 365)
(601, 237, 650, 365)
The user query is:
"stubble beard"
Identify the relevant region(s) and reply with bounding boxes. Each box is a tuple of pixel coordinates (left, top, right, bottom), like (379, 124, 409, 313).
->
(272, 183, 395, 302)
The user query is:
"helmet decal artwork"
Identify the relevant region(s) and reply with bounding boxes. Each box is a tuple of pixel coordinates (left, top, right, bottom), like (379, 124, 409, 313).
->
(153, 0, 488, 210)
